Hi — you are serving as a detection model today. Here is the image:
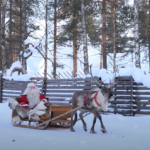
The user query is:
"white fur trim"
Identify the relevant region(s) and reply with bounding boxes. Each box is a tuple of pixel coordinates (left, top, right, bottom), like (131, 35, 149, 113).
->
(20, 104, 28, 107)
(29, 110, 44, 121)
(36, 101, 47, 110)
(42, 99, 48, 103)
(34, 110, 45, 116)
(30, 115, 40, 121)
(12, 115, 23, 125)
(7, 98, 19, 109)
(28, 101, 47, 121)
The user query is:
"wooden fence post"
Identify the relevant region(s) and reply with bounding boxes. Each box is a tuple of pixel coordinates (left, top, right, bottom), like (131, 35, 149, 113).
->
(0, 73, 3, 103)
(130, 76, 134, 116)
(42, 78, 47, 96)
(114, 79, 117, 114)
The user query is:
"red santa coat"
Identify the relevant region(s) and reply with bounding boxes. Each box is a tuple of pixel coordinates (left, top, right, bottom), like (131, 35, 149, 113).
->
(19, 94, 49, 109)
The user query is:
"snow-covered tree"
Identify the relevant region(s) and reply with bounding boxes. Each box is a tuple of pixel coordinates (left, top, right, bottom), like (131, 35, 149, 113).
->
(81, 0, 89, 74)
(134, 0, 141, 68)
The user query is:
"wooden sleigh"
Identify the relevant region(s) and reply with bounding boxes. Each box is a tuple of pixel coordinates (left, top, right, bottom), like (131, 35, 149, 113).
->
(13, 102, 78, 130)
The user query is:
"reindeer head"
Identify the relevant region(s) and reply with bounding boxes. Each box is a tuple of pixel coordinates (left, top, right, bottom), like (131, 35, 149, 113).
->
(101, 86, 113, 101)
(89, 65, 115, 100)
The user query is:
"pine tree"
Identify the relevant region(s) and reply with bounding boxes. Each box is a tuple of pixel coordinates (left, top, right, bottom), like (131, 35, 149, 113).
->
(56, 0, 99, 75)
(6, 0, 40, 71)
(134, 0, 141, 68)
(105, 0, 134, 71)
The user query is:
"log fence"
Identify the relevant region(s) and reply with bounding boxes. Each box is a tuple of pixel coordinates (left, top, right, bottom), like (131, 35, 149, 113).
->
(108, 76, 150, 115)
(0, 74, 150, 116)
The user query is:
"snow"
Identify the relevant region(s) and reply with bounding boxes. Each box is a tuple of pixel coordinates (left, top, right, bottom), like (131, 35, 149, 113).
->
(4, 72, 34, 81)
(24, 39, 39, 47)
(1, 102, 150, 150)
(3, 57, 150, 87)
(6, 60, 22, 76)
(4, 60, 34, 81)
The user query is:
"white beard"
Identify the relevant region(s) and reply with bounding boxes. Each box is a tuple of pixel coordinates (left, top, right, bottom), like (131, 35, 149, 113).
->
(27, 89, 40, 109)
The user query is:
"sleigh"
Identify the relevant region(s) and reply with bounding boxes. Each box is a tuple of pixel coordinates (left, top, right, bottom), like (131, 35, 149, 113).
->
(12, 98, 78, 130)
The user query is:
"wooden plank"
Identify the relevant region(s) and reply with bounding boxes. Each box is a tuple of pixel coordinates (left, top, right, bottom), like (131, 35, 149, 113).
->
(49, 99, 70, 102)
(2, 84, 43, 89)
(115, 96, 150, 101)
(46, 90, 81, 93)
(133, 106, 150, 110)
(50, 103, 71, 106)
(115, 81, 133, 85)
(133, 92, 150, 95)
(3, 91, 22, 94)
(50, 105, 72, 111)
(109, 105, 132, 109)
(133, 83, 143, 86)
(134, 101, 150, 105)
(133, 87, 150, 90)
(45, 82, 98, 86)
(52, 111, 71, 119)
(2, 96, 20, 100)
(115, 86, 150, 90)
(115, 76, 132, 80)
(3, 83, 43, 87)
(115, 86, 133, 90)
(45, 86, 96, 89)
(2, 95, 21, 98)
(134, 111, 150, 115)
(48, 98, 67, 101)
(2, 94, 21, 98)
(113, 91, 150, 95)
(113, 91, 133, 95)
(133, 97, 150, 100)
(110, 101, 133, 104)
(2, 86, 42, 90)
(51, 120, 71, 123)
(3, 84, 26, 88)
(45, 94, 73, 98)
(115, 96, 133, 99)
(3, 80, 32, 84)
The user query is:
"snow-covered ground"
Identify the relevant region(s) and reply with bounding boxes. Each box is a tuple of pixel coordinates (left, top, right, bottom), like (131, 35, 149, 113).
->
(1, 101, 150, 150)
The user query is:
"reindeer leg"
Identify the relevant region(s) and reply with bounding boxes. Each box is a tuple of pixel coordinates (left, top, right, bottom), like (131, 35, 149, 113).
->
(91, 110, 107, 134)
(90, 116, 97, 134)
(79, 111, 87, 131)
(70, 109, 77, 132)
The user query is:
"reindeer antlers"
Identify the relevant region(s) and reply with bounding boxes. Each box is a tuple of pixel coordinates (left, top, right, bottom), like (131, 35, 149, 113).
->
(89, 65, 104, 87)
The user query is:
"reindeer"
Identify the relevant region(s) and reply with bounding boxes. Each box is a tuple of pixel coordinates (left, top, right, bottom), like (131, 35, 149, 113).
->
(70, 66, 114, 133)
(70, 86, 113, 133)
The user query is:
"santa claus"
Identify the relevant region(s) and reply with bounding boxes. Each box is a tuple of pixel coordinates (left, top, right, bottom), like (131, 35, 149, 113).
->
(19, 83, 49, 109)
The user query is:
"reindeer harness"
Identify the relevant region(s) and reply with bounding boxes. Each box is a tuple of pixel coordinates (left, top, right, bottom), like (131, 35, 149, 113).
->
(83, 91, 100, 107)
